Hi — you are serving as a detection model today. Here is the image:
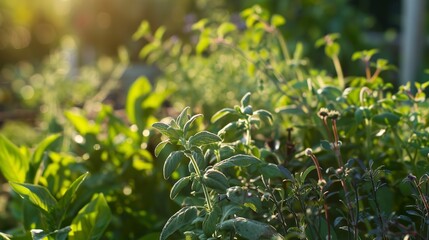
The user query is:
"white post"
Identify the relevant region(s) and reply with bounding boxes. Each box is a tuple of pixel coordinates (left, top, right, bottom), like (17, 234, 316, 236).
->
(400, 0, 425, 88)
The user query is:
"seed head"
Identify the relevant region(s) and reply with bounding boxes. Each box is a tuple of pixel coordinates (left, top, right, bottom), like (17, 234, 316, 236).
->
(318, 108, 330, 119)
(305, 148, 313, 156)
(407, 173, 417, 181)
(328, 110, 341, 120)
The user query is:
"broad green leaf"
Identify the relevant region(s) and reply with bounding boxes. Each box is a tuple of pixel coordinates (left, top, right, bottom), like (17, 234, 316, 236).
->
(170, 176, 191, 199)
(217, 217, 283, 240)
(126, 76, 152, 125)
(240, 92, 251, 107)
(372, 112, 400, 126)
(254, 109, 273, 125)
(325, 42, 340, 58)
(203, 169, 229, 192)
(69, 193, 111, 240)
(271, 14, 285, 27)
(320, 140, 332, 151)
(132, 21, 151, 40)
(56, 172, 89, 221)
(163, 151, 185, 180)
(155, 140, 169, 157)
(211, 108, 236, 123)
(139, 42, 159, 59)
(65, 110, 98, 135)
(196, 30, 211, 54)
(217, 22, 236, 38)
(0, 134, 28, 183)
(203, 207, 220, 236)
(160, 206, 198, 240)
(183, 114, 203, 137)
(154, 26, 166, 40)
(31, 226, 71, 240)
(191, 19, 208, 31)
(259, 164, 284, 179)
(9, 182, 57, 213)
(188, 131, 222, 147)
(214, 154, 261, 169)
(29, 134, 61, 183)
(152, 123, 181, 140)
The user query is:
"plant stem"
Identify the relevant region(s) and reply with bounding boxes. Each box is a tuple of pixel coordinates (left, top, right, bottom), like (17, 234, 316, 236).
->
(308, 153, 331, 240)
(369, 168, 386, 240)
(189, 153, 213, 211)
(332, 55, 345, 89)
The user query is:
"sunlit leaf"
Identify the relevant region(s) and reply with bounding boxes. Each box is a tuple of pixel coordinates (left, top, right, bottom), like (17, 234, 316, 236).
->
(0, 134, 28, 183)
(188, 131, 222, 147)
(69, 193, 111, 240)
(10, 182, 57, 213)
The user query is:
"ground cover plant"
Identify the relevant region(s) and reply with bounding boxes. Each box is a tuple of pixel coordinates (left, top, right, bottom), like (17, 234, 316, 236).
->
(0, 3, 429, 240)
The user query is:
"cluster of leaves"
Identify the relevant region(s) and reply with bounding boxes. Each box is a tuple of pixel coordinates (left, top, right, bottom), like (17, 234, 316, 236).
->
(150, 4, 429, 240)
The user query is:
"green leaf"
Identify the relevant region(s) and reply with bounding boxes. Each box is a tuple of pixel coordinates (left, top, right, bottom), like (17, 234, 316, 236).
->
(241, 92, 251, 107)
(132, 21, 151, 40)
(191, 18, 208, 31)
(196, 31, 211, 54)
(152, 123, 181, 140)
(214, 154, 261, 169)
(163, 151, 185, 180)
(372, 112, 400, 126)
(56, 172, 89, 221)
(31, 226, 71, 240)
(170, 176, 191, 199)
(9, 182, 57, 213)
(217, 22, 236, 38)
(254, 109, 273, 125)
(325, 42, 340, 58)
(271, 14, 285, 27)
(65, 110, 98, 135)
(275, 106, 305, 115)
(320, 140, 332, 151)
(300, 165, 316, 183)
(155, 140, 169, 157)
(217, 217, 283, 240)
(160, 206, 198, 240)
(154, 26, 166, 40)
(176, 107, 190, 128)
(29, 134, 61, 183)
(203, 169, 229, 192)
(0, 134, 28, 183)
(69, 193, 111, 240)
(188, 131, 222, 147)
(259, 163, 284, 179)
(126, 76, 152, 125)
(183, 114, 203, 137)
(211, 108, 236, 123)
(203, 208, 220, 236)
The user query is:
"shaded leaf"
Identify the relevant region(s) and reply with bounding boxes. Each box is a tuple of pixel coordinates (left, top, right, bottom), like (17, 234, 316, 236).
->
(155, 140, 169, 157)
(203, 169, 229, 192)
(160, 206, 198, 240)
(170, 176, 191, 200)
(217, 217, 283, 240)
(164, 151, 185, 179)
(372, 112, 400, 126)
